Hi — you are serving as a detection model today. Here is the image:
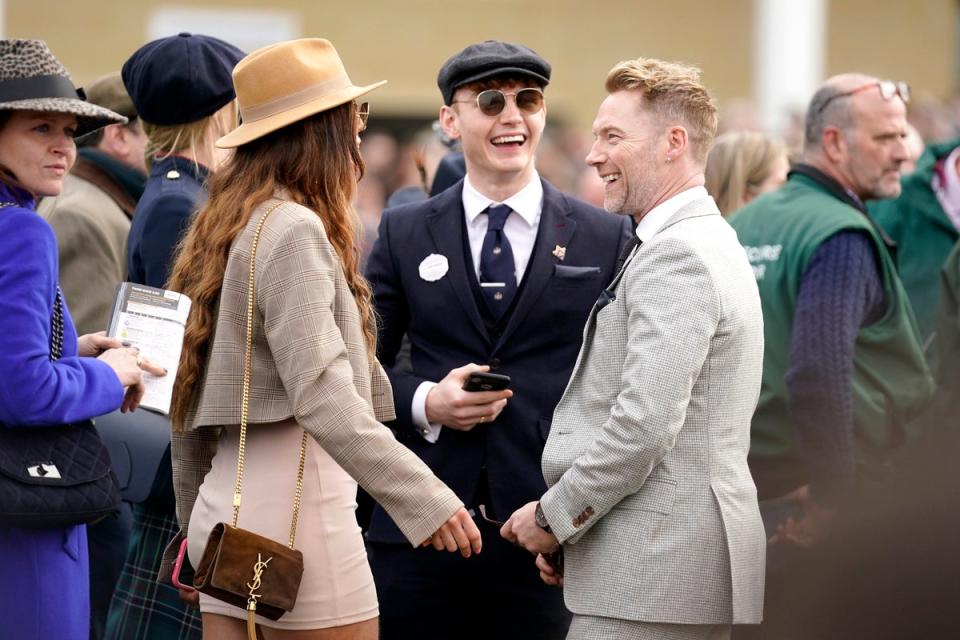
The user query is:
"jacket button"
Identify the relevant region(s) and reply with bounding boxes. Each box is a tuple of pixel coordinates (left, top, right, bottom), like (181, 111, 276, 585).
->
(489, 358, 501, 369)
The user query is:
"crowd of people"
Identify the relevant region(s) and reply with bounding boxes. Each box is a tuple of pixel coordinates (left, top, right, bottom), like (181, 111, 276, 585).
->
(0, 30, 957, 640)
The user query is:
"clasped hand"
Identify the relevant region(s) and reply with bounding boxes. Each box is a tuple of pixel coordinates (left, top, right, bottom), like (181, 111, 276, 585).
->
(501, 501, 559, 555)
(768, 484, 837, 548)
(502, 501, 562, 587)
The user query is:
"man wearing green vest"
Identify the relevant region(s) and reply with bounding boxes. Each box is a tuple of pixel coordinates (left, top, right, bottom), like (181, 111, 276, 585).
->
(729, 74, 934, 552)
(922, 239, 960, 427)
(870, 139, 960, 344)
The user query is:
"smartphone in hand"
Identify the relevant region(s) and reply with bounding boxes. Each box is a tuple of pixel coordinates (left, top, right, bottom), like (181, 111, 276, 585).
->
(462, 371, 511, 392)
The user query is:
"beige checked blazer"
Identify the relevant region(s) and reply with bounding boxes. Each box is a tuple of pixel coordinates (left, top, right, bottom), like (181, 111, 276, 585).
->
(171, 197, 462, 550)
(540, 196, 766, 625)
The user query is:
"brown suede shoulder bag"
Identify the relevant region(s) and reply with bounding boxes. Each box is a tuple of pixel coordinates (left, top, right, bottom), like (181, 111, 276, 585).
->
(193, 202, 307, 638)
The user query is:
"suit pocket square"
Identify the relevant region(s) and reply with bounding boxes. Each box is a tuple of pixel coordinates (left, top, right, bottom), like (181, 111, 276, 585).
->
(553, 264, 602, 279)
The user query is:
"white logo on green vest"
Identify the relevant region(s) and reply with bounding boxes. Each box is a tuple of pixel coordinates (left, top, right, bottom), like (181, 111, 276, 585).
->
(742, 244, 782, 281)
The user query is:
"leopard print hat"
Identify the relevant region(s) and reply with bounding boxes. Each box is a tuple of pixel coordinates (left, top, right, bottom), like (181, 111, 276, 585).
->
(0, 39, 126, 136)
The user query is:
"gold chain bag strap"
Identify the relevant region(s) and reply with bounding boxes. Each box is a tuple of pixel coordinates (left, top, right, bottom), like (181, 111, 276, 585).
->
(192, 202, 308, 635)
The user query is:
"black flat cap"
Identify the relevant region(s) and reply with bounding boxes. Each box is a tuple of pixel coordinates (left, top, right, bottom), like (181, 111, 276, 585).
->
(122, 33, 244, 125)
(437, 40, 551, 105)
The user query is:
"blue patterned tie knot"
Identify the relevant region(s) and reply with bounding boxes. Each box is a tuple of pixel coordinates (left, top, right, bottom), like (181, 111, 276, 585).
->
(486, 204, 512, 231)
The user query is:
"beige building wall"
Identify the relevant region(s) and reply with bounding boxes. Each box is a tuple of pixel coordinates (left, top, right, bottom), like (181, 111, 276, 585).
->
(5, 0, 955, 130)
(827, 0, 955, 98)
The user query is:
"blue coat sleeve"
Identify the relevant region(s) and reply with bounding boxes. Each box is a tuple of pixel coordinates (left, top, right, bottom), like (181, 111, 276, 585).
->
(0, 209, 124, 425)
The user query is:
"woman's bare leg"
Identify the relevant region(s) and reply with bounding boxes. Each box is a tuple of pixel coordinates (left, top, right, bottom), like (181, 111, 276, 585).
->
(202, 613, 248, 640)
(259, 617, 378, 640)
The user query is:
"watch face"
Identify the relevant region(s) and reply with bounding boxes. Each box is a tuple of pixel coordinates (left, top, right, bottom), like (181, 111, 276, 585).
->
(535, 503, 550, 529)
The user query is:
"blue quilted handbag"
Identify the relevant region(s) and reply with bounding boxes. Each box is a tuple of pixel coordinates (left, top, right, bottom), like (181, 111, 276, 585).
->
(0, 288, 121, 528)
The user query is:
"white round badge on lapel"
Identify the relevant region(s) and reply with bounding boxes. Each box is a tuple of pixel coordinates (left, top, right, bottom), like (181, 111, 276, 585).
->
(419, 254, 449, 282)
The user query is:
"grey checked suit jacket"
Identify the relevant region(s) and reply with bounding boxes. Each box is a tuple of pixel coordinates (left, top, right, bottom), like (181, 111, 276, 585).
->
(170, 198, 462, 552)
(540, 196, 766, 624)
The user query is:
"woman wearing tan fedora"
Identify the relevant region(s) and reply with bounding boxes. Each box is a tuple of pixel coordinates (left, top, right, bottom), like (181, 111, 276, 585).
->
(165, 38, 481, 639)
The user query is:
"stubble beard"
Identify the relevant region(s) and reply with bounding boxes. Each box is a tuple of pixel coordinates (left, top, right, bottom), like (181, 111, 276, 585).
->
(603, 187, 628, 215)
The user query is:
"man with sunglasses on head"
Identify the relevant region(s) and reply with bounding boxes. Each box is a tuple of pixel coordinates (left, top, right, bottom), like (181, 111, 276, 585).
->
(728, 74, 934, 637)
(365, 40, 630, 639)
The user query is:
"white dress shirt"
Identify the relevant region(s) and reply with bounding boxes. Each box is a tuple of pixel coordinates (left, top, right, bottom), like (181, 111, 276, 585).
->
(411, 173, 544, 442)
(634, 185, 708, 244)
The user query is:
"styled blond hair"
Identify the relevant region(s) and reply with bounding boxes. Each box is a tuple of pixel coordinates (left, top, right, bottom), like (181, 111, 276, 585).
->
(141, 101, 237, 170)
(605, 58, 718, 163)
(705, 131, 787, 217)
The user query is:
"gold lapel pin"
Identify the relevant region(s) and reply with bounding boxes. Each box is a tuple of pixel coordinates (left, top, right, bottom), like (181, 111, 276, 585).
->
(552, 245, 566, 261)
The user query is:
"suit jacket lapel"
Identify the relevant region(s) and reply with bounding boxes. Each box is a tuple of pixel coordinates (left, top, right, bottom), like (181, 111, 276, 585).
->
(425, 182, 490, 344)
(583, 196, 720, 333)
(494, 180, 576, 350)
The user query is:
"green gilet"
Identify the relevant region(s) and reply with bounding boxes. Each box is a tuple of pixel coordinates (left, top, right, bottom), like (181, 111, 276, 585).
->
(869, 139, 960, 342)
(729, 173, 934, 463)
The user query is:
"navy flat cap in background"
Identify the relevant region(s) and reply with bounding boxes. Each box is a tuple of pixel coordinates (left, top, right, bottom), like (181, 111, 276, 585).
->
(122, 32, 244, 125)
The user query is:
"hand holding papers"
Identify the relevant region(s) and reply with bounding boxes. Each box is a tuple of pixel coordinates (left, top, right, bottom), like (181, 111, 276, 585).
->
(107, 283, 191, 414)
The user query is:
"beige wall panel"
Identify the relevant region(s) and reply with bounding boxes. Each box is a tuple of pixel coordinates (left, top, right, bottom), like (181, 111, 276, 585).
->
(10, 0, 954, 128)
(7, 0, 754, 129)
(827, 0, 954, 98)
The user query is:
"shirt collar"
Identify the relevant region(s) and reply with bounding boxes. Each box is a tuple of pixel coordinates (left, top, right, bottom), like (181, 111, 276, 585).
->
(462, 172, 543, 227)
(634, 186, 707, 243)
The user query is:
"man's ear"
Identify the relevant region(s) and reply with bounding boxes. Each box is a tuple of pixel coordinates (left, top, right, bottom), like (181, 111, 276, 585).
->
(439, 105, 461, 141)
(97, 123, 123, 154)
(665, 125, 688, 161)
(821, 126, 846, 164)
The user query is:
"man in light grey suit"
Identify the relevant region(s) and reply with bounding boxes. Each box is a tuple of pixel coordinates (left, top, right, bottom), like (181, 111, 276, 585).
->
(502, 57, 766, 639)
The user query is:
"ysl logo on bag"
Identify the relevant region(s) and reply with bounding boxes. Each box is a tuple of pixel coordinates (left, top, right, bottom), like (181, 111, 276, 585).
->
(246, 554, 273, 610)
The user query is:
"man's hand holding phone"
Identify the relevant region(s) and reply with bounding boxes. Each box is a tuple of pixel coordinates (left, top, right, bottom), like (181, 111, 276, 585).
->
(425, 363, 512, 430)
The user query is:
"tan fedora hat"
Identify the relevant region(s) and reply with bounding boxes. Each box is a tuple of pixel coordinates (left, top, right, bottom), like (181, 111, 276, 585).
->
(216, 38, 385, 148)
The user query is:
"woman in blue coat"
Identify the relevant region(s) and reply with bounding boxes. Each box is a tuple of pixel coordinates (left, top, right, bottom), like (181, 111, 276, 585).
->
(0, 39, 159, 640)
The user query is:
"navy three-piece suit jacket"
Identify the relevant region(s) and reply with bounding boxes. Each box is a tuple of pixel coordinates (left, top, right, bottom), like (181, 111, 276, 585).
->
(365, 178, 631, 542)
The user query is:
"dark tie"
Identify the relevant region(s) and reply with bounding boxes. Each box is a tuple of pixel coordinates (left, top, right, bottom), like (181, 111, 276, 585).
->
(615, 235, 641, 274)
(479, 204, 517, 319)
(597, 235, 642, 311)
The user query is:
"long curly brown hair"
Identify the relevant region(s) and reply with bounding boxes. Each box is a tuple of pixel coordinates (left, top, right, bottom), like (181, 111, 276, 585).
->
(167, 102, 373, 431)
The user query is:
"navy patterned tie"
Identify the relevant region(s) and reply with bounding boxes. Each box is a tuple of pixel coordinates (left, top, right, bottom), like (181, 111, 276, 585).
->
(479, 204, 517, 319)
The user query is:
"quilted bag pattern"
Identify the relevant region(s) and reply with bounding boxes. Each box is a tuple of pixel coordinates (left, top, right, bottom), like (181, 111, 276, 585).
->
(0, 420, 120, 527)
(0, 286, 120, 528)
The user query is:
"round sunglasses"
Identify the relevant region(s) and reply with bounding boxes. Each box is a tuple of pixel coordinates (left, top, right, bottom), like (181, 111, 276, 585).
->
(356, 102, 369, 132)
(454, 88, 545, 117)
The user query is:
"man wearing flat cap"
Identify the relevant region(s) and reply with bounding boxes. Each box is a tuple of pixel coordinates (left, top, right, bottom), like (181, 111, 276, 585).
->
(366, 40, 631, 638)
(39, 72, 147, 336)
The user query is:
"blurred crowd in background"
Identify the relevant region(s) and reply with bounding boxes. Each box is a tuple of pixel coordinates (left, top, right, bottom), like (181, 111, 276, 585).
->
(355, 92, 960, 264)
